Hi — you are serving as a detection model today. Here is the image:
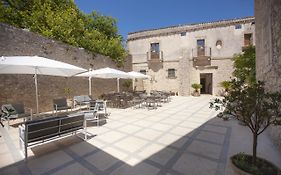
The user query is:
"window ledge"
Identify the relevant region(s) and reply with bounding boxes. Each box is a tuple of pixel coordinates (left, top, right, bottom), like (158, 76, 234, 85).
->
(167, 76, 177, 79)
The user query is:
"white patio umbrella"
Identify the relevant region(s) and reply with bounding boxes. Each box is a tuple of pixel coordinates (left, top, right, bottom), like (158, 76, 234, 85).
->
(0, 56, 87, 115)
(76, 67, 132, 94)
(127, 71, 150, 91)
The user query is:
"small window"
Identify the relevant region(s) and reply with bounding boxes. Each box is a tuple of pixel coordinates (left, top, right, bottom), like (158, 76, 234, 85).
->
(180, 32, 186, 36)
(150, 43, 160, 53)
(140, 70, 146, 75)
(167, 69, 176, 78)
(216, 40, 222, 49)
(244, 33, 253, 46)
(235, 24, 242, 29)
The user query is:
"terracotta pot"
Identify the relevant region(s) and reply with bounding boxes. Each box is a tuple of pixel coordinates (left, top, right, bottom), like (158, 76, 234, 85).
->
(192, 91, 200, 97)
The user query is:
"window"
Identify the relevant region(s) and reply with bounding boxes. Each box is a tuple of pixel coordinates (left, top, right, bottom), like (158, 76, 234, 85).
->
(235, 24, 242, 29)
(150, 43, 160, 59)
(244, 33, 253, 46)
(197, 39, 205, 56)
(167, 69, 176, 78)
(216, 40, 222, 49)
(180, 32, 186, 36)
(140, 70, 146, 75)
(150, 43, 160, 53)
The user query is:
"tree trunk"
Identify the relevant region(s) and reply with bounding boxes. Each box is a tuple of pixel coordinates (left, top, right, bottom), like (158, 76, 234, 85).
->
(252, 133, 258, 165)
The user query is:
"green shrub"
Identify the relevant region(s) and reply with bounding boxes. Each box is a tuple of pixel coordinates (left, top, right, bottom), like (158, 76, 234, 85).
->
(191, 83, 202, 92)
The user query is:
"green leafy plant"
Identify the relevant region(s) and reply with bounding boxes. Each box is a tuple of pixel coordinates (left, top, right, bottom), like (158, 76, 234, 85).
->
(210, 80, 281, 166)
(219, 80, 232, 92)
(64, 87, 72, 99)
(191, 83, 202, 92)
(231, 153, 280, 175)
(0, 0, 127, 66)
(232, 45, 256, 86)
(210, 46, 281, 172)
(122, 79, 132, 89)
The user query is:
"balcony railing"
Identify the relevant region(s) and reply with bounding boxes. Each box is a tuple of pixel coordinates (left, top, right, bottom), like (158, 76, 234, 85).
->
(146, 51, 163, 71)
(192, 47, 212, 67)
(192, 46, 212, 58)
(147, 51, 163, 62)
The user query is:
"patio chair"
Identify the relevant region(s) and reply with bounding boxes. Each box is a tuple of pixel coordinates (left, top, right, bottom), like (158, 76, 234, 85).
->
(73, 95, 95, 110)
(1, 103, 33, 126)
(53, 98, 72, 115)
(90, 100, 108, 116)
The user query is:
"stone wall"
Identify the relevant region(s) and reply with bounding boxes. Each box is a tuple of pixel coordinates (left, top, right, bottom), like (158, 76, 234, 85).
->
(255, 0, 281, 153)
(255, 0, 281, 92)
(0, 23, 132, 112)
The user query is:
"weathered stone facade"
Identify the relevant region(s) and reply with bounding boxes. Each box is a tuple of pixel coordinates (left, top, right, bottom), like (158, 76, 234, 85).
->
(127, 17, 255, 95)
(255, 0, 281, 153)
(0, 23, 132, 112)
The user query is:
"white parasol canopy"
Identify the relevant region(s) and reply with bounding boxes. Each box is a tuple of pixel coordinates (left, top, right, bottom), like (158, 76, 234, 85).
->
(0, 56, 87, 115)
(127, 71, 150, 91)
(76, 67, 132, 94)
(127, 71, 150, 79)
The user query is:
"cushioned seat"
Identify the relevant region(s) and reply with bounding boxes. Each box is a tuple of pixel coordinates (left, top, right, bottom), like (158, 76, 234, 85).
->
(53, 98, 71, 114)
(73, 95, 95, 109)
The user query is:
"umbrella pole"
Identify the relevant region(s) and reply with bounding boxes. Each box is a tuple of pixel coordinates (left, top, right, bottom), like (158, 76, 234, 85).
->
(132, 78, 135, 91)
(89, 77, 92, 96)
(117, 78, 120, 93)
(34, 68, 39, 116)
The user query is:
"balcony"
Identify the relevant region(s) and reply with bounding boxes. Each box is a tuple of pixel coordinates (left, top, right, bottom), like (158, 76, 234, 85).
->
(192, 46, 212, 67)
(147, 51, 163, 71)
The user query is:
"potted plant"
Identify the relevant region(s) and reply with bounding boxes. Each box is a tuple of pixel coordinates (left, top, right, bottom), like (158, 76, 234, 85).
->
(219, 80, 232, 96)
(210, 46, 281, 174)
(64, 87, 73, 107)
(122, 79, 132, 91)
(210, 80, 281, 175)
(191, 83, 202, 96)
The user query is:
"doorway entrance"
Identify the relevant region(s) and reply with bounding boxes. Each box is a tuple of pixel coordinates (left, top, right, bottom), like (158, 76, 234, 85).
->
(200, 73, 213, 94)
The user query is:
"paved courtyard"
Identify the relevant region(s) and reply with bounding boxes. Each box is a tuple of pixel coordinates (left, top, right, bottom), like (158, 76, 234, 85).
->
(0, 96, 281, 175)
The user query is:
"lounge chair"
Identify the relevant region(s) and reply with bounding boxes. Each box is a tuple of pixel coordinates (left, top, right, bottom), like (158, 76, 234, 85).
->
(1, 103, 33, 126)
(53, 98, 72, 115)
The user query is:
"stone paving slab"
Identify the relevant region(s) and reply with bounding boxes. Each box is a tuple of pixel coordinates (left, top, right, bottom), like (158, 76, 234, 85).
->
(0, 96, 281, 175)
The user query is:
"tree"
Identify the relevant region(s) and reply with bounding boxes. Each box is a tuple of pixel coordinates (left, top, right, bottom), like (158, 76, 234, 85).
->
(211, 80, 281, 165)
(210, 46, 281, 169)
(232, 45, 256, 86)
(0, 0, 127, 66)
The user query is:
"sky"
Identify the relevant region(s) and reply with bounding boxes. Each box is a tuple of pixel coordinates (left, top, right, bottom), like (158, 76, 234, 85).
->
(74, 0, 254, 40)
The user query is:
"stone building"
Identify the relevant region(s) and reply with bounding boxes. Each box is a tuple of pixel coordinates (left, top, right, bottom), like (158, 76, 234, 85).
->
(255, 0, 281, 152)
(255, 0, 281, 92)
(127, 17, 255, 96)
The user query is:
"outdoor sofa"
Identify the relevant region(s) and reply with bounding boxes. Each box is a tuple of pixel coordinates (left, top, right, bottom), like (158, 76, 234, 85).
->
(19, 114, 85, 160)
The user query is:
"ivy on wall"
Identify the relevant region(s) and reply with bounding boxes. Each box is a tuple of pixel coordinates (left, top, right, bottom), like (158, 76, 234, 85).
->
(0, 0, 127, 66)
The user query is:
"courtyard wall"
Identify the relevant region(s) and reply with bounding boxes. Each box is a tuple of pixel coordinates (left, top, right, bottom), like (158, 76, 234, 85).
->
(0, 23, 132, 112)
(255, 0, 281, 153)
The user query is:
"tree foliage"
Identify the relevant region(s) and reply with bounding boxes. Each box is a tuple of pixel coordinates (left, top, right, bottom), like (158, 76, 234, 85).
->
(232, 45, 256, 86)
(0, 0, 127, 66)
(210, 46, 281, 166)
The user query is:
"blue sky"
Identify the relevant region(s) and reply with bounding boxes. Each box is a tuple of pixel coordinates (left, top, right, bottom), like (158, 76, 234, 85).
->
(74, 0, 254, 39)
